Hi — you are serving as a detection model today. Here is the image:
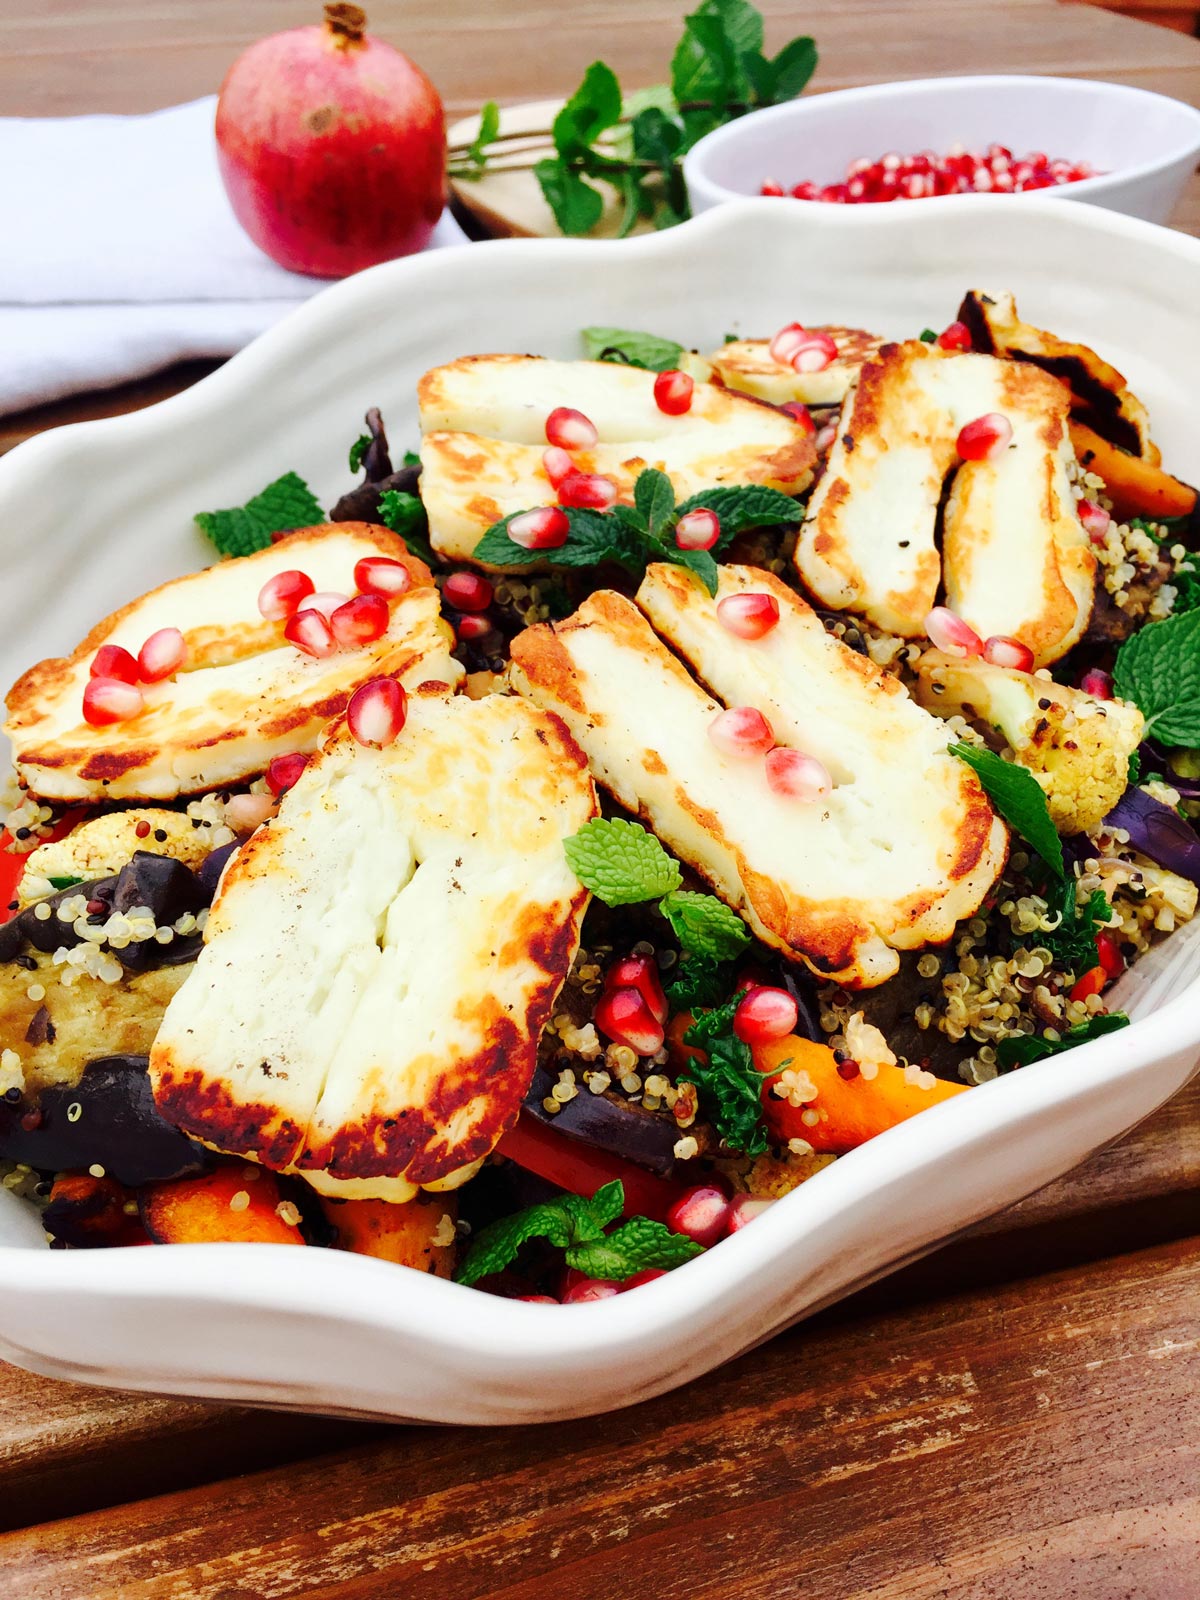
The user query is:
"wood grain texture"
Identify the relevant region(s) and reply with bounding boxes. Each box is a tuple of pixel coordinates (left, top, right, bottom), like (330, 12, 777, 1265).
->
(1, 1235, 1197, 1600)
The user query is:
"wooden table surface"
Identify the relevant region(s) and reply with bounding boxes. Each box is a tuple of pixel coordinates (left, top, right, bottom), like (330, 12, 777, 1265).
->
(3, 2, 1200, 1595)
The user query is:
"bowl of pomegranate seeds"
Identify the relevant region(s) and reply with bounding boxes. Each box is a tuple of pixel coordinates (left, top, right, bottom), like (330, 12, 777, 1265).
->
(684, 74, 1200, 225)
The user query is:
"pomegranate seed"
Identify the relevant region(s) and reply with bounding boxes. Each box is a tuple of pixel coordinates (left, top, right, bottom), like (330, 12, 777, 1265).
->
(593, 986, 665, 1056)
(225, 792, 277, 833)
(347, 677, 407, 748)
(284, 609, 337, 658)
(518, 1295, 560, 1304)
(1078, 499, 1111, 542)
(545, 407, 598, 450)
(733, 985, 799, 1044)
(708, 706, 774, 759)
(621, 1269, 668, 1290)
(769, 322, 808, 365)
(443, 572, 493, 613)
(654, 369, 695, 416)
(296, 590, 349, 620)
(558, 472, 618, 511)
(1096, 930, 1125, 980)
(666, 1185, 730, 1248)
(82, 677, 144, 727)
(330, 593, 390, 648)
(780, 401, 816, 435)
(455, 613, 493, 642)
(936, 321, 972, 353)
(605, 954, 668, 1024)
(137, 627, 187, 683)
(924, 606, 984, 658)
(562, 1278, 621, 1303)
(760, 179, 785, 197)
(90, 644, 140, 684)
(791, 181, 819, 201)
(354, 557, 411, 598)
(983, 635, 1035, 672)
(508, 506, 570, 550)
(257, 568, 315, 621)
(542, 446, 576, 488)
(717, 592, 780, 641)
(764, 747, 832, 801)
(1080, 668, 1114, 701)
(956, 413, 1013, 462)
(725, 1194, 776, 1233)
(675, 508, 720, 550)
(265, 752, 310, 796)
(791, 332, 838, 374)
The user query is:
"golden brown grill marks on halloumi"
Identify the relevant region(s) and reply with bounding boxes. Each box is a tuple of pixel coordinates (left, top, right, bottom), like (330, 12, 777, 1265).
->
(149, 691, 598, 1201)
(511, 565, 1006, 988)
(5, 526, 462, 803)
(708, 326, 886, 408)
(416, 355, 815, 563)
(794, 342, 1096, 665)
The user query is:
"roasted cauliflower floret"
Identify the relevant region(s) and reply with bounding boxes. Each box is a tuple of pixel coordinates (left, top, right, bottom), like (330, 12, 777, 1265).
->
(915, 652, 1143, 835)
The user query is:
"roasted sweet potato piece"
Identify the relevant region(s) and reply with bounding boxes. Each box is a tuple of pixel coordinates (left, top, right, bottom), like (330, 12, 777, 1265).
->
(1069, 422, 1197, 524)
(756, 1035, 967, 1154)
(43, 1172, 148, 1248)
(140, 1164, 305, 1245)
(323, 1193, 456, 1277)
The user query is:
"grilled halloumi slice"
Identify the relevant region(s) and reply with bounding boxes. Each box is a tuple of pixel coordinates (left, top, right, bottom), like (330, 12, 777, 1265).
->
(795, 342, 1095, 664)
(708, 326, 886, 408)
(511, 565, 1006, 988)
(957, 289, 1158, 462)
(6, 525, 461, 803)
(150, 689, 597, 1201)
(417, 355, 815, 562)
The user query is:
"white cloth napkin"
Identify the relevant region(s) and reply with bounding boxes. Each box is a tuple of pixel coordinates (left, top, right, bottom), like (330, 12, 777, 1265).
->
(0, 96, 466, 416)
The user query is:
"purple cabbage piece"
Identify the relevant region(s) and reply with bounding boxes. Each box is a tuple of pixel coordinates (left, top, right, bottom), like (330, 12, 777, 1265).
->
(1103, 788, 1200, 887)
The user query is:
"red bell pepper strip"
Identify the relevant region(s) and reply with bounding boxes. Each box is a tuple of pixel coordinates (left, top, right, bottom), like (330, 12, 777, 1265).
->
(0, 810, 90, 925)
(496, 1112, 688, 1223)
(1069, 965, 1107, 1003)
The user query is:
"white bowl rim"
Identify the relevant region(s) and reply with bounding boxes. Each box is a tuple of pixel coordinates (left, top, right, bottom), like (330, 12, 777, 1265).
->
(683, 73, 1200, 207)
(1, 196, 1200, 1369)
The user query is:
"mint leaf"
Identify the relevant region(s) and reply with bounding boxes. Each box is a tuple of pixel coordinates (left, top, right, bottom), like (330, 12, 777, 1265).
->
(660, 889, 751, 961)
(996, 1012, 1130, 1070)
(461, 99, 501, 177)
(377, 489, 435, 566)
(46, 874, 83, 891)
(635, 467, 677, 541)
(1038, 879, 1113, 972)
(567, 1216, 704, 1280)
(681, 999, 769, 1155)
(666, 545, 720, 596)
(765, 34, 817, 100)
(667, 955, 735, 1010)
(474, 506, 646, 572)
(950, 741, 1064, 878)
(1114, 611, 1200, 747)
(582, 326, 685, 372)
(674, 484, 802, 550)
(554, 61, 623, 154)
(195, 471, 325, 558)
(455, 1180, 623, 1286)
(536, 157, 605, 236)
(564, 818, 682, 904)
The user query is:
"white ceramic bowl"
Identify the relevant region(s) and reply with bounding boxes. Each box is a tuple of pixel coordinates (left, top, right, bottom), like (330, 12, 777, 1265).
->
(2, 197, 1199, 1425)
(684, 76, 1200, 224)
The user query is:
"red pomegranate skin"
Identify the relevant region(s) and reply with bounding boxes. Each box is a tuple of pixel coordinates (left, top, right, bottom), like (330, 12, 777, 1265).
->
(215, 16, 446, 278)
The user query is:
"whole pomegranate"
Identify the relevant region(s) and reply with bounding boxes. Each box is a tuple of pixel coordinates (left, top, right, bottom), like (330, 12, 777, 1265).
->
(215, 3, 446, 278)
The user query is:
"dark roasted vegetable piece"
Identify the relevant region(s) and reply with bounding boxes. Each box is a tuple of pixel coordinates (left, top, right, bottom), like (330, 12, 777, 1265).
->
(110, 853, 206, 971)
(42, 1172, 148, 1248)
(523, 1063, 681, 1175)
(0, 1055, 208, 1186)
(1103, 788, 1200, 886)
(0, 874, 114, 961)
(197, 840, 240, 899)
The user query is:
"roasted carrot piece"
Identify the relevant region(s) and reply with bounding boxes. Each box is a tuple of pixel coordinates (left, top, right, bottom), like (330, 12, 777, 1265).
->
(323, 1193, 456, 1277)
(1069, 422, 1196, 523)
(666, 1010, 706, 1076)
(755, 1035, 967, 1154)
(43, 1172, 148, 1248)
(139, 1164, 305, 1245)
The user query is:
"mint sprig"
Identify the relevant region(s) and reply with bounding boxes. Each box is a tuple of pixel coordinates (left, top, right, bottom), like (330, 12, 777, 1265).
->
(582, 325, 685, 371)
(195, 471, 325, 559)
(473, 467, 800, 596)
(996, 1011, 1130, 1070)
(567, 1216, 705, 1280)
(1114, 611, 1200, 748)
(950, 741, 1065, 879)
(564, 818, 751, 963)
(681, 998, 770, 1155)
